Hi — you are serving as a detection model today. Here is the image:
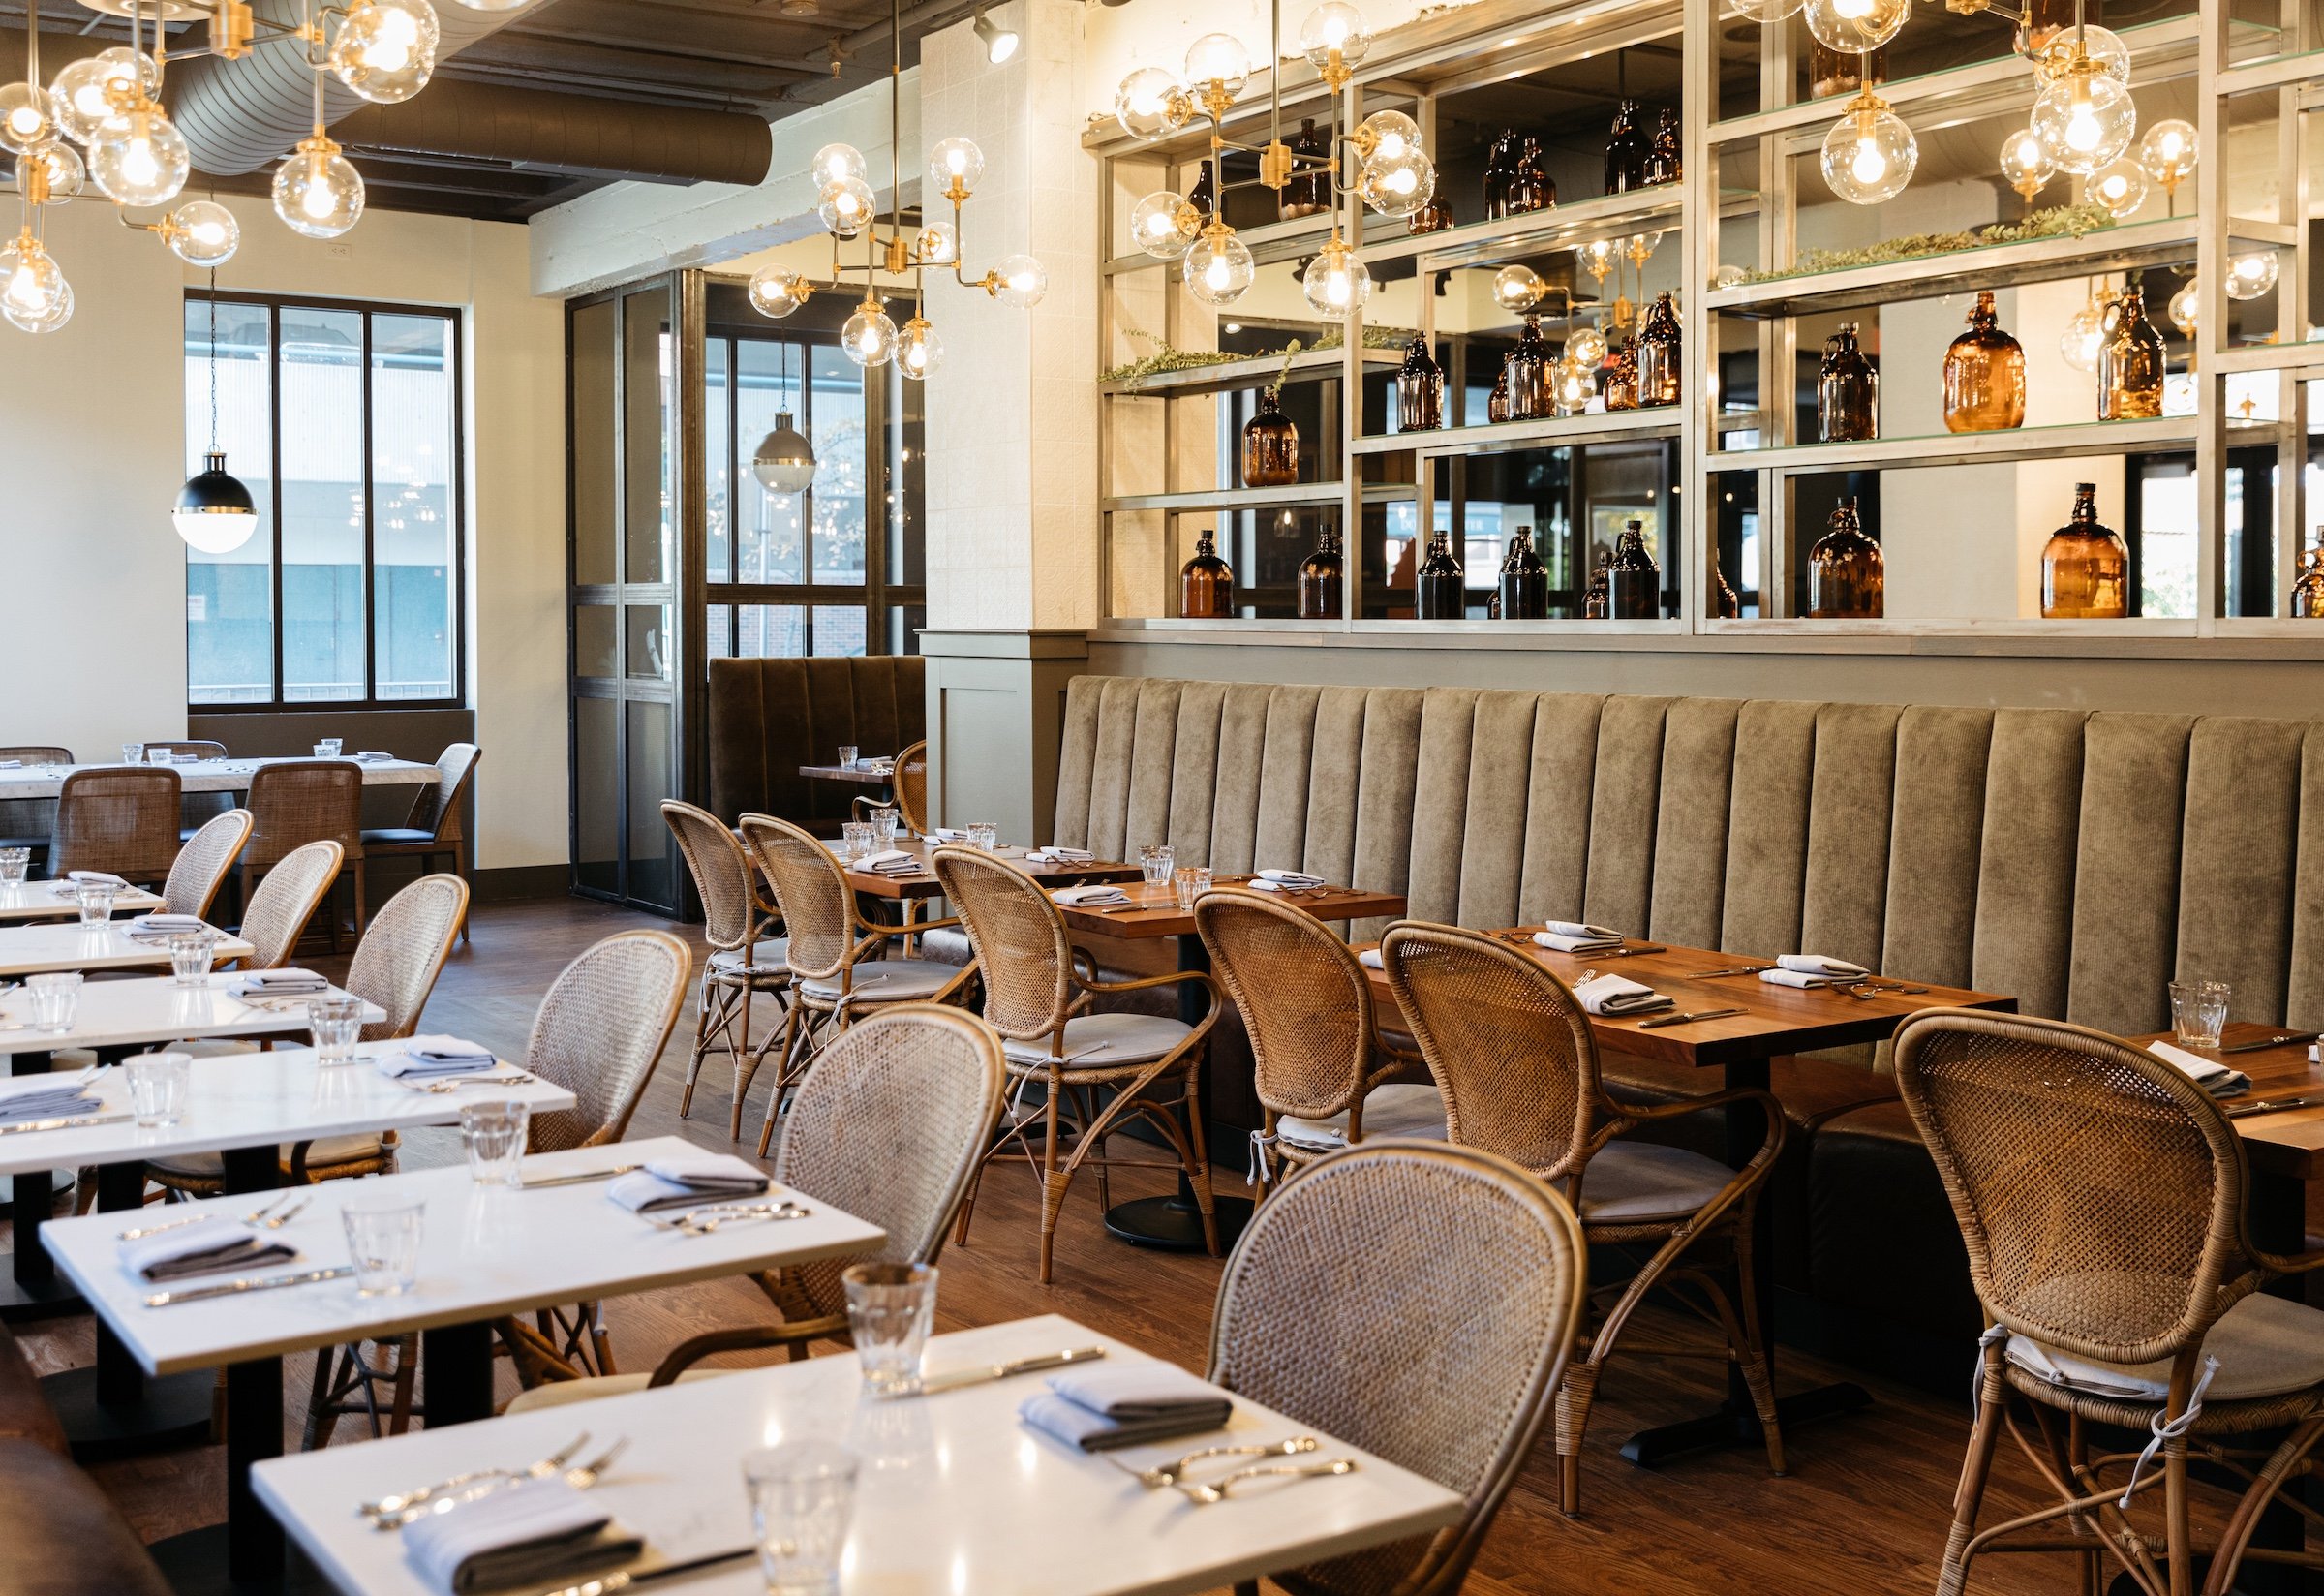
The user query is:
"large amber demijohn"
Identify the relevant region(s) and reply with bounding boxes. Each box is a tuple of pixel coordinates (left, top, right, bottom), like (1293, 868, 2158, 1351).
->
(2040, 481, 2128, 619)
(1942, 291, 2026, 433)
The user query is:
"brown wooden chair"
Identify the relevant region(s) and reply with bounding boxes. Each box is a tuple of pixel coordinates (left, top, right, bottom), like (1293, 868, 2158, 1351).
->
(1381, 919, 1785, 1517)
(244, 760, 366, 951)
(1194, 886, 1442, 1187)
(162, 809, 252, 921)
(929, 843, 1224, 1284)
(0, 746, 70, 862)
(46, 767, 183, 886)
(1210, 1142, 1587, 1596)
(663, 801, 790, 1140)
(358, 743, 479, 943)
(852, 738, 928, 835)
(140, 740, 232, 837)
(1893, 1008, 2324, 1596)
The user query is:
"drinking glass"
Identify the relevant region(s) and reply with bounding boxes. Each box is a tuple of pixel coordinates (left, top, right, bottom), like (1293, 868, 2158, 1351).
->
(120, 742, 144, 766)
(0, 848, 27, 886)
(168, 930, 218, 987)
(26, 973, 80, 1034)
(148, 747, 173, 765)
(316, 737, 344, 757)
(745, 1439, 859, 1596)
(869, 807, 900, 847)
(840, 821, 873, 863)
(843, 1261, 937, 1396)
(76, 881, 116, 925)
(838, 745, 860, 770)
(343, 1194, 424, 1296)
(965, 822, 998, 852)
(1140, 844, 1176, 885)
(306, 996, 365, 1064)
(126, 1051, 190, 1128)
(459, 1099, 530, 1186)
(1172, 865, 1212, 911)
(2169, 980, 2231, 1049)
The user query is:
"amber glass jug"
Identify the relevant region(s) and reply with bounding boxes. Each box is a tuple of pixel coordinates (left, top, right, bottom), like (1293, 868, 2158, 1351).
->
(1505, 136, 1554, 216)
(1178, 528, 1234, 619)
(2294, 542, 2324, 618)
(1396, 334, 1444, 432)
(1807, 498, 1884, 619)
(1486, 365, 1513, 424)
(1582, 555, 1611, 620)
(1297, 525, 1343, 620)
(1497, 526, 1549, 620)
(1483, 131, 1514, 222)
(1607, 520, 1661, 619)
(1604, 337, 1640, 412)
(1816, 322, 1878, 442)
(2098, 284, 2165, 421)
(2040, 481, 2128, 618)
(1503, 316, 1551, 421)
(1279, 119, 1328, 219)
(1416, 529, 1466, 620)
(1942, 291, 2026, 433)
(1408, 194, 1453, 235)
(1636, 292, 1682, 409)
(1605, 100, 1647, 194)
(1240, 386, 1300, 488)
(1644, 107, 1682, 185)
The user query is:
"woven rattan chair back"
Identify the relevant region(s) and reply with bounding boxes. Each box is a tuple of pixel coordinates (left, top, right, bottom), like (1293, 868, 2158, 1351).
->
(522, 929, 690, 1154)
(738, 813, 854, 980)
(144, 741, 234, 827)
(48, 766, 185, 882)
(238, 840, 343, 968)
(140, 741, 226, 759)
(0, 747, 70, 850)
(1381, 921, 1599, 1180)
(927, 845, 1072, 1042)
(1893, 1008, 2255, 1367)
(164, 809, 252, 919)
(1197, 888, 1372, 1121)
(245, 760, 364, 872)
(1208, 1142, 1586, 1596)
(401, 742, 479, 840)
(893, 741, 929, 835)
(344, 874, 469, 1043)
(772, 1003, 1005, 1320)
(663, 800, 760, 955)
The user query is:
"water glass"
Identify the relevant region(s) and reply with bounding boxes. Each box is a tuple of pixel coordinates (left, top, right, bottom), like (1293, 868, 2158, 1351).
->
(76, 881, 116, 925)
(120, 742, 144, 766)
(306, 996, 365, 1065)
(2169, 979, 2232, 1049)
(167, 930, 218, 987)
(745, 1439, 859, 1596)
(869, 807, 900, 847)
(343, 1194, 424, 1297)
(0, 848, 27, 886)
(26, 972, 80, 1033)
(837, 745, 860, 770)
(843, 1261, 937, 1396)
(315, 737, 344, 758)
(840, 821, 873, 863)
(1140, 844, 1176, 885)
(965, 821, 998, 852)
(1172, 865, 1212, 911)
(459, 1099, 530, 1186)
(126, 1051, 190, 1128)
(148, 747, 173, 765)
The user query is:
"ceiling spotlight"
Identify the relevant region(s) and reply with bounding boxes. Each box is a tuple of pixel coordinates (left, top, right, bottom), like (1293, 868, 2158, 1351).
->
(973, 6, 1019, 65)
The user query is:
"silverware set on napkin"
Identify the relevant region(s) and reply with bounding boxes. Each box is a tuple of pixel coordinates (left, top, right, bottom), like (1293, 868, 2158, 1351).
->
(1104, 1435, 1358, 1503)
(364, 1436, 630, 1530)
(118, 1194, 309, 1240)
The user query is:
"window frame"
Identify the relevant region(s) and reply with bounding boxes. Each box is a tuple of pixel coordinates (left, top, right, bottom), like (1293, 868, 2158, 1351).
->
(184, 288, 468, 713)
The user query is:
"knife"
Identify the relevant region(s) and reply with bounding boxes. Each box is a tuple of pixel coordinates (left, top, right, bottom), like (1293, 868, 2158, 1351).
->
(0, 1110, 131, 1136)
(518, 1164, 643, 1190)
(145, 1265, 354, 1307)
(1635, 1007, 1747, 1029)
(2217, 1031, 2324, 1055)
(1596, 945, 1667, 959)
(525, 1546, 757, 1596)
(1690, 965, 1775, 978)
(2228, 1096, 2318, 1119)
(917, 1345, 1108, 1395)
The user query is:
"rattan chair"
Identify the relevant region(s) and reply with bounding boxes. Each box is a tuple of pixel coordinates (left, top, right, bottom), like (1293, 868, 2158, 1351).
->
(1892, 1009, 2324, 1596)
(663, 800, 790, 1139)
(1196, 888, 1443, 1187)
(503, 1002, 1008, 1414)
(140, 740, 232, 836)
(244, 759, 366, 950)
(1209, 1142, 1587, 1596)
(0, 745, 70, 861)
(162, 809, 252, 921)
(46, 767, 183, 885)
(1381, 919, 1786, 1516)
(359, 743, 479, 943)
(229, 840, 343, 970)
(739, 812, 973, 1155)
(930, 843, 1224, 1284)
(851, 739, 928, 835)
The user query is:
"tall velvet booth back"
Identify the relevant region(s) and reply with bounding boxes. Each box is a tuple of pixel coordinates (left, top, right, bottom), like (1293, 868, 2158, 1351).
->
(708, 657, 925, 834)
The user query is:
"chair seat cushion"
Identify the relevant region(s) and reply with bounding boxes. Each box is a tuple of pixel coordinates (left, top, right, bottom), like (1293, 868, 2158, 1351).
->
(1577, 1140, 1734, 1224)
(0, 1436, 174, 1596)
(1278, 1083, 1448, 1151)
(504, 1367, 731, 1414)
(710, 938, 790, 978)
(145, 1133, 383, 1178)
(360, 828, 436, 846)
(2005, 1290, 2324, 1404)
(1000, 1012, 1193, 1069)
(798, 958, 958, 1002)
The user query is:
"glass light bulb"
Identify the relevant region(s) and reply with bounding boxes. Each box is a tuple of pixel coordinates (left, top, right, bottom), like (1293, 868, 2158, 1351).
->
(1803, 0, 1908, 55)
(5, 274, 69, 334)
(1820, 102, 1916, 204)
(2168, 278, 2198, 339)
(2225, 252, 2279, 300)
(842, 303, 897, 368)
(1182, 32, 1251, 94)
(89, 105, 189, 206)
(1130, 190, 1197, 261)
(166, 199, 239, 266)
(2059, 301, 2103, 372)
(0, 232, 64, 317)
(1575, 238, 1620, 278)
(1299, 3, 1369, 71)
(1567, 323, 1608, 367)
(915, 220, 956, 265)
(993, 253, 1047, 309)
(811, 142, 867, 188)
(1114, 67, 1182, 142)
(926, 136, 985, 197)
(2033, 69, 2134, 174)
(747, 264, 806, 318)
(1491, 263, 1545, 313)
(2138, 118, 2197, 186)
(2000, 126, 2052, 192)
(330, 0, 439, 103)
(1358, 109, 1421, 166)
(1359, 148, 1434, 219)
(1301, 247, 1371, 316)
(2089, 159, 2147, 219)
(1183, 230, 1253, 307)
(16, 138, 83, 200)
(0, 84, 55, 154)
(50, 49, 156, 145)
(1552, 355, 1596, 414)
(2033, 24, 2128, 83)
(896, 318, 943, 380)
(271, 138, 364, 238)
(816, 176, 875, 237)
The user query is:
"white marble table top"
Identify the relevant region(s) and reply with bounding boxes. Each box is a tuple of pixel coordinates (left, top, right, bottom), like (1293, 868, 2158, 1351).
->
(0, 755, 438, 801)
(0, 973, 382, 1058)
(0, 882, 166, 922)
(251, 1313, 1466, 1596)
(42, 1136, 885, 1376)
(0, 1044, 570, 1179)
(0, 920, 256, 977)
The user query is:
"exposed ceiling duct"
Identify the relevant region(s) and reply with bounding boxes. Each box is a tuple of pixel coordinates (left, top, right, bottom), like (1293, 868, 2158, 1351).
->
(332, 77, 772, 187)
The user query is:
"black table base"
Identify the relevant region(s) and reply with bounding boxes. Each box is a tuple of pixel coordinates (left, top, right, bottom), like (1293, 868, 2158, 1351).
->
(1104, 1188, 1251, 1252)
(149, 1523, 331, 1596)
(3, 1051, 88, 1323)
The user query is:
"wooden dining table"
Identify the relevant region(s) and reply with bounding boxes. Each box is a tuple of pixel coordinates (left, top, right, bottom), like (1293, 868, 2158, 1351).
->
(831, 837, 1144, 903)
(2128, 1022, 2324, 1264)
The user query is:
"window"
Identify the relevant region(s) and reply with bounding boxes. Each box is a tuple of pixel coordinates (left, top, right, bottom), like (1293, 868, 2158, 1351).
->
(184, 292, 463, 707)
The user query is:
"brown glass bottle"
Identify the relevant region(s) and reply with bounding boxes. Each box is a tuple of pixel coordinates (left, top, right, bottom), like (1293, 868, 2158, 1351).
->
(1942, 291, 2027, 433)
(1504, 136, 1554, 216)
(1714, 558, 1742, 619)
(1416, 529, 1466, 620)
(1395, 334, 1444, 432)
(1806, 498, 1885, 619)
(1407, 194, 1453, 235)
(1179, 528, 1233, 619)
(1240, 386, 1300, 488)
(1644, 107, 1682, 185)
(1636, 292, 1682, 409)
(1497, 525, 1549, 620)
(1816, 322, 1878, 442)
(1604, 337, 1640, 412)
(2040, 481, 2128, 619)
(1810, 42, 1886, 99)
(2098, 284, 2165, 421)
(1607, 519, 1661, 619)
(1189, 161, 1215, 219)
(1605, 100, 1647, 194)
(1278, 119, 1328, 219)
(2291, 542, 2324, 618)
(1582, 554, 1611, 620)
(1486, 364, 1513, 424)
(1503, 316, 1551, 422)
(1482, 131, 1514, 222)
(1297, 525, 1343, 620)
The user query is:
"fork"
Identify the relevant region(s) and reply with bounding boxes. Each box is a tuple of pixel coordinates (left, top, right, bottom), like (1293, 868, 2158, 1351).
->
(1177, 1457, 1357, 1504)
(666, 1202, 810, 1236)
(415, 1072, 538, 1094)
(1114, 1435, 1320, 1489)
(119, 1192, 290, 1241)
(361, 1430, 592, 1519)
(375, 1438, 628, 1529)
(256, 1196, 312, 1229)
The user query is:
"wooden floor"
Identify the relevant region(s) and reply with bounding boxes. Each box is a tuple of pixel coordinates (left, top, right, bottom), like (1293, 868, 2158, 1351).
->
(10, 894, 2112, 1594)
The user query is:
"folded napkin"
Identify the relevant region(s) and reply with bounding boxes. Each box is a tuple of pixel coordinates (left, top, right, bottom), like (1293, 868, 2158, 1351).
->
(1358, 947, 1385, 969)
(119, 1216, 297, 1282)
(1777, 953, 1872, 979)
(0, 1075, 100, 1124)
(125, 913, 210, 940)
(352, 751, 392, 762)
(1025, 846, 1096, 865)
(1535, 922, 1625, 953)
(70, 871, 131, 888)
(607, 1151, 772, 1213)
(1020, 1364, 1234, 1452)
(1052, 884, 1130, 907)
(0, 759, 18, 769)
(1257, 869, 1324, 887)
(241, 967, 328, 994)
(376, 1037, 498, 1080)
(928, 828, 973, 844)
(855, 848, 921, 876)
(1570, 972, 1673, 1017)
(403, 1479, 642, 1596)
(2312, 1044, 2320, 1063)
(2148, 1039, 2252, 1099)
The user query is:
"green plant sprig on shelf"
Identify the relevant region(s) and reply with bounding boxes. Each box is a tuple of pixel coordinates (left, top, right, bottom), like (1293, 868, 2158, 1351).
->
(1100, 323, 1414, 386)
(1730, 203, 2116, 286)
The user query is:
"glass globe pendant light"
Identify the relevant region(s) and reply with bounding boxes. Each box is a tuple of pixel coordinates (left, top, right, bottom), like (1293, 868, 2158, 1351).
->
(1820, 85, 1916, 204)
(811, 141, 867, 189)
(747, 264, 809, 318)
(50, 48, 157, 146)
(17, 139, 83, 202)
(0, 83, 56, 155)
(1130, 190, 1201, 261)
(2000, 125, 2053, 200)
(1300, 233, 1371, 317)
(1566, 322, 1608, 369)
(1359, 147, 1435, 218)
(1114, 66, 1186, 143)
(1184, 221, 1254, 307)
(914, 220, 955, 265)
(2032, 49, 2135, 174)
(90, 92, 190, 208)
(1300, 3, 1370, 74)
(2168, 277, 2198, 341)
(927, 136, 984, 200)
(1, 223, 67, 319)
(2059, 289, 2105, 372)
(1803, 0, 1909, 57)
(273, 109, 365, 239)
(1182, 32, 1251, 100)
(163, 199, 239, 265)
(1491, 264, 1545, 314)
(1354, 108, 1420, 167)
(4, 274, 70, 334)
(2225, 252, 2279, 300)
(2089, 159, 2147, 219)
(816, 176, 875, 237)
(750, 343, 815, 493)
(990, 253, 1047, 309)
(2137, 118, 2196, 208)
(329, 0, 440, 104)
(2031, 23, 2128, 84)
(842, 296, 897, 368)
(896, 314, 943, 380)
(175, 285, 259, 554)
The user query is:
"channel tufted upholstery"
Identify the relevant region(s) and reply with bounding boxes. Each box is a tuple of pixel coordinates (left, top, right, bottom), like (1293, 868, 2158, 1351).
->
(708, 657, 925, 836)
